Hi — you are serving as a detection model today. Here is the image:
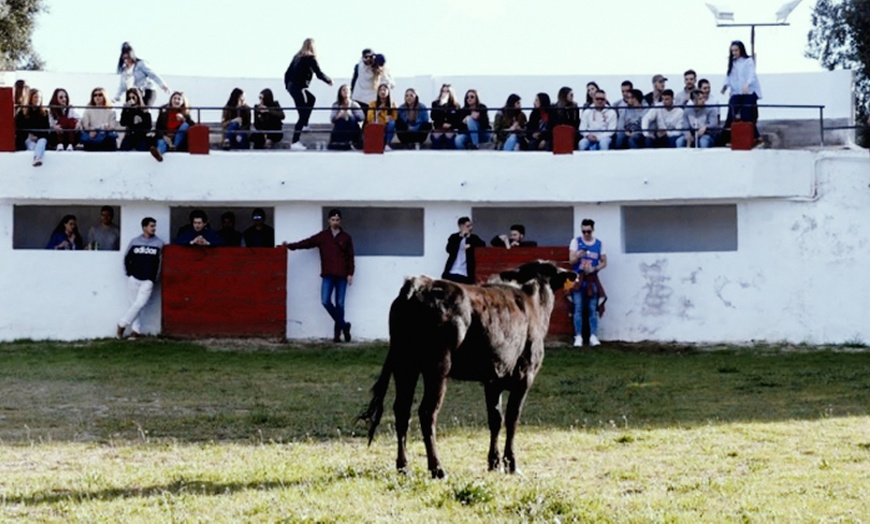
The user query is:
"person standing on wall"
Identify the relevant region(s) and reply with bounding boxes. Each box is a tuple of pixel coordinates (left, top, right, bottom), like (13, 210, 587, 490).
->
(721, 40, 762, 143)
(117, 217, 164, 340)
(569, 218, 607, 348)
(282, 209, 355, 343)
(442, 216, 485, 284)
(284, 38, 333, 151)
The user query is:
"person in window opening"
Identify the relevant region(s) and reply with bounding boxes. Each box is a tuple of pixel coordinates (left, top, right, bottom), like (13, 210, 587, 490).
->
(493, 94, 527, 151)
(46, 214, 84, 250)
(721, 40, 762, 143)
(116, 217, 165, 340)
(114, 42, 170, 107)
(87, 205, 121, 251)
(150, 91, 195, 162)
(284, 37, 333, 151)
(78, 87, 119, 151)
(430, 84, 461, 150)
(442, 216, 485, 284)
(281, 209, 355, 343)
(216, 211, 243, 247)
(15, 87, 50, 167)
(221, 88, 251, 150)
(527, 92, 554, 151)
(119, 87, 153, 152)
(48, 88, 80, 152)
(173, 209, 223, 247)
(455, 89, 491, 150)
(490, 224, 538, 249)
(366, 83, 397, 151)
(251, 88, 285, 150)
(242, 208, 275, 247)
(569, 219, 607, 347)
(329, 84, 365, 150)
(396, 88, 431, 149)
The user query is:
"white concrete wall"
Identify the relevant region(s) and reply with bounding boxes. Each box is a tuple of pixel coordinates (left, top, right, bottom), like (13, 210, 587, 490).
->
(4, 69, 854, 123)
(1, 148, 868, 344)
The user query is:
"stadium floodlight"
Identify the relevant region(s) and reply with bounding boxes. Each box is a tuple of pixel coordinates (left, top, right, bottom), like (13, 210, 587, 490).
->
(705, 3, 736, 24)
(775, 0, 803, 23)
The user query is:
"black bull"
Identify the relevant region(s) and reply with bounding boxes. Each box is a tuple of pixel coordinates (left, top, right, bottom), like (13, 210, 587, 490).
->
(358, 261, 577, 478)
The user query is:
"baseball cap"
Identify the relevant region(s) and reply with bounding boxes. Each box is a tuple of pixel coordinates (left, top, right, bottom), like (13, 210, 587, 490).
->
(652, 74, 668, 83)
(251, 208, 266, 221)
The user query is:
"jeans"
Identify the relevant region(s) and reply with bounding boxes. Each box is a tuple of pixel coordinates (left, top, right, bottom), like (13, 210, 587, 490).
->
(430, 132, 456, 150)
(572, 288, 599, 338)
(157, 122, 190, 154)
(329, 119, 362, 148)
(383, 119, 396, 146)
(80, 130, 118, 151)
(502, 133, 521, 151)
(25, 136, 48, 161)
(579, 135, 612, 151)
(224, 121, 249, 149)
(615, 131, 645, 149)
(650, 134, 680, 148)
(676, 133, 714, 148)
(321, 276, 348, 329)
(455, 118, 491, 149)
(288, 83, 315, 144)
(396, 119, 431, 146)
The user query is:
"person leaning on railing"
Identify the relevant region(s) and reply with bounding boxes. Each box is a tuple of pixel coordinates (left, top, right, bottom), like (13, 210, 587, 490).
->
(221, 88, 252, 150)
(149, 91, 195, 162)
(251, 88, 285, 150)
(455, 89, 491, 150)
(78, 87, 119, 151)
(395, 88, 431, 150)
(48, 88, 80, 152)
(366, 83, 398, 151)
(119, 88, 154, 152)
(493, 94, 527, 151)
(329, 84, 365, 150)
(15, 87, 50, 167)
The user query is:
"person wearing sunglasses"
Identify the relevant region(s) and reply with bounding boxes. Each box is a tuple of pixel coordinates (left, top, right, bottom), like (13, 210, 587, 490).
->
(579, 90, 617, 151)
(569, 219, 607, 347)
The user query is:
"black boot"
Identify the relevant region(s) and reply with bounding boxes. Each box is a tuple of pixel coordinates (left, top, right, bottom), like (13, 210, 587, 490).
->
(333, 322, 342, 343)
(342, 322, 352, 342)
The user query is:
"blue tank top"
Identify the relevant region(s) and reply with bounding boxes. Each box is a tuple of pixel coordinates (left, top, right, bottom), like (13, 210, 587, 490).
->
(572, 237, 602, 273)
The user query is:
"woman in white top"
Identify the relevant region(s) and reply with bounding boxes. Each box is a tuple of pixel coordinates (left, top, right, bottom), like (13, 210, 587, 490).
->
(114, 42, 170, 107)
(721, 40, 762, 140)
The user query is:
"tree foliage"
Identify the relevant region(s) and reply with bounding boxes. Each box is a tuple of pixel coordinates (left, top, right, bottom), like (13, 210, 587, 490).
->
(0, 0, 46, 71)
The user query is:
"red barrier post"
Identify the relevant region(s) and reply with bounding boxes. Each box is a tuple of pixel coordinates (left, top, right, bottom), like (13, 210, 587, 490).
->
(188, 124, 210, 155)
(0, 87, 14, 152)
(552, 124, 575, 155)
(730, 122, 754, 150)
(363, 123, 385, 154)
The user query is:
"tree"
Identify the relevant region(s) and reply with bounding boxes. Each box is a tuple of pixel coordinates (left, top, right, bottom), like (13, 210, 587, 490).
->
(0, 0, 46, 71)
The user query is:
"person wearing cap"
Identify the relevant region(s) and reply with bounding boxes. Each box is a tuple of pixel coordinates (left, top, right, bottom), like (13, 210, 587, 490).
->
(243, 208, 275, 247)
(281, 209, 355, 343)
(644, 74, 668, 106)
(490, 224, 538, 249)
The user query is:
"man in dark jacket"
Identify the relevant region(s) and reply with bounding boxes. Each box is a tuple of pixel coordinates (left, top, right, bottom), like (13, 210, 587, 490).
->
(490, 224, 538, 249)
(282, 208, 355, 342)
(173, 209, 223, 247)
(442, 216, 485, 284)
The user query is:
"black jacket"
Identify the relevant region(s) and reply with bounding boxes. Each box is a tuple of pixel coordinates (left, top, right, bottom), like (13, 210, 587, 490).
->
(442, 233, 485, 280)
(284, 55, 331, 89)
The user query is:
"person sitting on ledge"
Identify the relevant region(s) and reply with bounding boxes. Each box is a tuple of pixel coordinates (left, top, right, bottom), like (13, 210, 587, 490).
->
(150, 91, 195, 162)
(173, 210, 223, 247)
(79, 87, 119, 151)
(490, 224, 538, 249)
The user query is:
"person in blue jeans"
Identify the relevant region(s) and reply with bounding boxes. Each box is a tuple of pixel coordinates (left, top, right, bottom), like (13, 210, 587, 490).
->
(455, 89, 491, 149)
(569, 218, 607, 347)
(220, 88, 251, 150)
(150, 91, 195, 162)
(282, 209, 355, 342)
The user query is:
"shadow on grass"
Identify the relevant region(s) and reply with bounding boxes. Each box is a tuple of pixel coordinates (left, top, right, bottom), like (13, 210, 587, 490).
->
(2, 338, 870, 443)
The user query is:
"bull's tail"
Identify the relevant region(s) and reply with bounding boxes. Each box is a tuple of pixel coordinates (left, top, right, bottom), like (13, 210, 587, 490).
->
(357, 342, 394, 445)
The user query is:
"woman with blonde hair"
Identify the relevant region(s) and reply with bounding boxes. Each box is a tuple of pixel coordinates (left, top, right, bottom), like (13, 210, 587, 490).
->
(79, 87, 119, 151)
(150, 91, 196, 161)
(283, 37, 333, 150)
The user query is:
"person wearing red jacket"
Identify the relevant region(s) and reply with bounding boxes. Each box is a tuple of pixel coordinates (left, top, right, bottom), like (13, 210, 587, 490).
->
(282, 209, 355, 342)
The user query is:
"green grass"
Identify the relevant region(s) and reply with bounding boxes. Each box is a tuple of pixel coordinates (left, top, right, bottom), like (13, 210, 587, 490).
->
(2, 339, 870, 522)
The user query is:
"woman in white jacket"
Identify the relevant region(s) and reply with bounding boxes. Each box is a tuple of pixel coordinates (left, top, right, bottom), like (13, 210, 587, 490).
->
(721, 40, 762, 141)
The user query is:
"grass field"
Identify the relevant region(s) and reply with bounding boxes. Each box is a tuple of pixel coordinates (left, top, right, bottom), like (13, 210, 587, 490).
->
(2, 338, 870, 522)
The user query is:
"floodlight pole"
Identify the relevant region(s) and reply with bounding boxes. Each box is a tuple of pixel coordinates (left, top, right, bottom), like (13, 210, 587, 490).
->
(716, 22, 790, 59)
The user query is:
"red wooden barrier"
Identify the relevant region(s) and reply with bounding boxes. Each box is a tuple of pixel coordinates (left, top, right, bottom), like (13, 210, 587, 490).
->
(730, 122, 754, 150)
(363, 122, 385, 154)
(552, 124, 575, 155)
(161, 246, 287, 338)
(0, 87, 14, 152)
(475, 247, 574, 340)
(187, 124, 210, 155)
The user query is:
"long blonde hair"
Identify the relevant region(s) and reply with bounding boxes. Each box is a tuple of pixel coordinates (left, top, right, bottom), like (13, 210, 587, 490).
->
(295, 38, 316, 59)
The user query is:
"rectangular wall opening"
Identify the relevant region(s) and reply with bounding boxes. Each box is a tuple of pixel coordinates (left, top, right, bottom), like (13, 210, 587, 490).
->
(470, 207, 574, 247)
(622, 204, 738, 253)
(320, 207, 423, 256)
(14, 205, 122, 250)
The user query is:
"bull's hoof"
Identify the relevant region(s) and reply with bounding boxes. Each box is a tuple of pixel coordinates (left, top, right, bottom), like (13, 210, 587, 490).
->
(430, 467, 446, 479)
(504, 456, 517, 474)
(397, 467, 410, 476)
(488, 458, 503, 473)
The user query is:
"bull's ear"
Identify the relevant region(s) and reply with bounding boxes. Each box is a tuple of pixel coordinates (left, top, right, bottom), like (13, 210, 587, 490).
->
(552, 272, 577, 291)
(499, 270, 522, 283)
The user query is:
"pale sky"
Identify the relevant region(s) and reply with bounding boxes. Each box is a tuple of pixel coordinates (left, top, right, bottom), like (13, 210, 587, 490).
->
(31, 0, 822, 80)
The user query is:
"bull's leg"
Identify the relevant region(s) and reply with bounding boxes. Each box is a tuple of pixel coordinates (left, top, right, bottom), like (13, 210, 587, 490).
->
(393, 371, 419, 473)
(503, 380, 531, 474)
(419, 371, 448, 479)
(484, 384, 504, 471)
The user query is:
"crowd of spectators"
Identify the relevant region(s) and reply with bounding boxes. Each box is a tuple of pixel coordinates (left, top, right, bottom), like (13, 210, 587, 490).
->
(11, 39, 763, 162)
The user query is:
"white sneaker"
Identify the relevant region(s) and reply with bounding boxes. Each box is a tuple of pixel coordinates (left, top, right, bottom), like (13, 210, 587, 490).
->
(589, 335, 601, 347)
(384, 145, 393, 152)
(56, 144, 64, 152)
(290, 141, 307, 151)
(573, 335, 582, 347)
(66, 144, 75, 151)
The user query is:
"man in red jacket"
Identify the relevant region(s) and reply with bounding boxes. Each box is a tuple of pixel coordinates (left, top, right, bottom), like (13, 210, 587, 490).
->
(283, 209, 355, 342)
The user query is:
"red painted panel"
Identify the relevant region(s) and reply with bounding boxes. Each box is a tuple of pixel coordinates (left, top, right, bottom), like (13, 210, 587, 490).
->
(731, 122, 754, 151)
(552, 125, 575, 155)
(0, 88, 14, 153)
(188, 124, 210, 155)
(363, 123, 385, 154)
(162, 246, 287, 338)
(475, 247, 575, 339)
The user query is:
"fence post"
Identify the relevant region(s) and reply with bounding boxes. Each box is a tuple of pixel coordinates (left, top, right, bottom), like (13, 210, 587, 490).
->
(0, 87, 14, 152)
(552, 125, 575, 155)
(819, 107, 825, 147)
(364, 123, 385, 154)
(188, 124, 210, 155)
